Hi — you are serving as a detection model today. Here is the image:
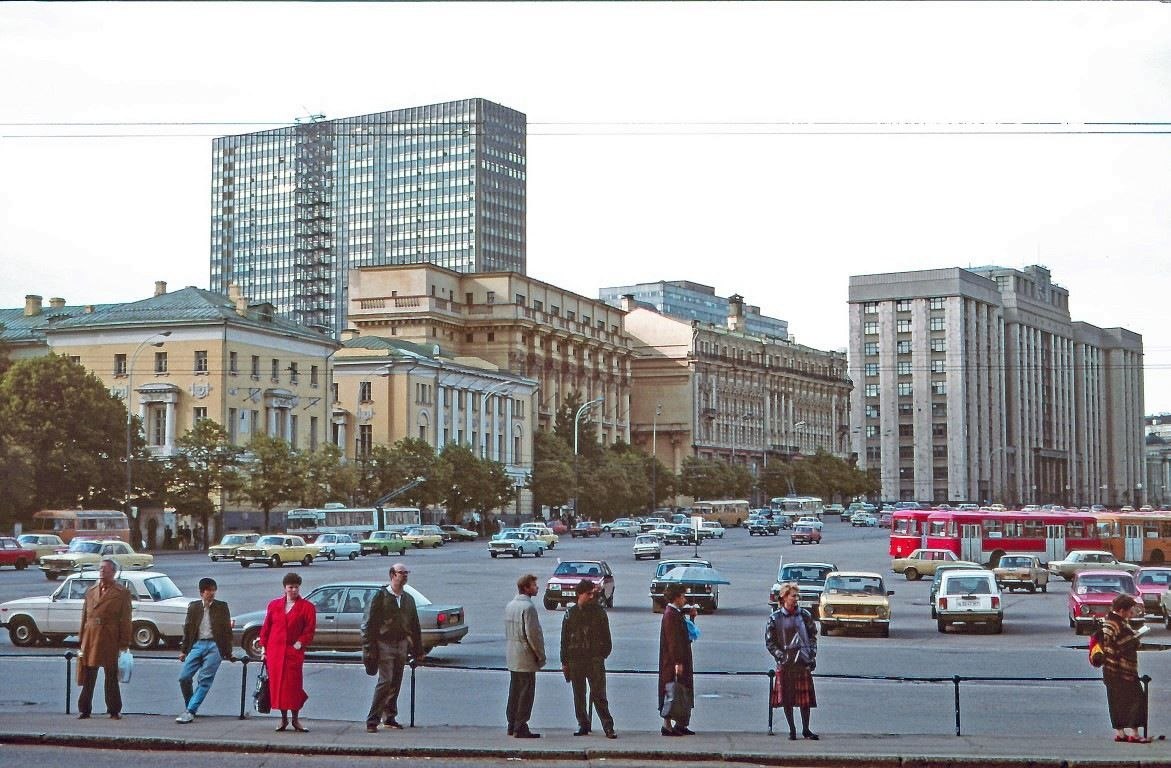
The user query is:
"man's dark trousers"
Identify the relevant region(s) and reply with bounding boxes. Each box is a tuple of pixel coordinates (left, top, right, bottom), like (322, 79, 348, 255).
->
(78, 664, 121, 716)
(506, 671, 536, 733)
(568, 658, 613, 732)
(366, 638, 409, 726)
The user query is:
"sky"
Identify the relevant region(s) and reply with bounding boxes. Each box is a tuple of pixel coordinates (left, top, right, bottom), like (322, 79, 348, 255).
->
(1, 2, 1169, 409)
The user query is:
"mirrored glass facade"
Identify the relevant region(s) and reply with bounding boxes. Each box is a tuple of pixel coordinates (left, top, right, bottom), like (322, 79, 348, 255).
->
(210, 98, 526, 335)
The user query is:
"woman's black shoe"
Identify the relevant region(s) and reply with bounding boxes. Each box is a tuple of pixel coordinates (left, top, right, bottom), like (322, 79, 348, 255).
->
(661, 727, 679, 736)
(788, 732, 797, 740)
(802, 731, 820, 740)
(674, 726, 695, 735)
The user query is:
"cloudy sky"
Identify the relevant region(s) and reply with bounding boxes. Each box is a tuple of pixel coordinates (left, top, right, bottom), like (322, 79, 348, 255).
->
(2, 3, 1169, 408)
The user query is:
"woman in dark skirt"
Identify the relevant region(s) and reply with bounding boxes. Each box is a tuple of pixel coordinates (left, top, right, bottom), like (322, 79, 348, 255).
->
(766, 582, 818, 740)
(1101, 593, 1149, 743)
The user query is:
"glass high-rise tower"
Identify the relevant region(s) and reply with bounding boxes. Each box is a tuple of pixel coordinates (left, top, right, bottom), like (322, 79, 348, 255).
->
(209, 98, 526, 334)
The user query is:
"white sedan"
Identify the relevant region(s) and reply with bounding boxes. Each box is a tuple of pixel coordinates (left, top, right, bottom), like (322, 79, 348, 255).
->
(699, 521, 726, 538)
(315, 533, 361, 561)
(795, 516, 824, 531)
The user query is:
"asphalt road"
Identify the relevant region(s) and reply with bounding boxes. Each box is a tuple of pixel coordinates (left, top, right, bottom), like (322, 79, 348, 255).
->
(2, 522, 1169, 736)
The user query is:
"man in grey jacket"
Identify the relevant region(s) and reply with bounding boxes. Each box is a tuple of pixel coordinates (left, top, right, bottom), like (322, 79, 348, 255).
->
(504, 573, 546, 738)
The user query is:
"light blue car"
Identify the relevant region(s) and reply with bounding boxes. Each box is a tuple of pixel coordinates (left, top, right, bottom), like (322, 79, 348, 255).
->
(488, 530, 547, 558)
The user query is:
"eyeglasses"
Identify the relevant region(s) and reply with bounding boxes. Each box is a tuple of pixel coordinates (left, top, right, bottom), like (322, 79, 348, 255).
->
(392, 570, 410, 576)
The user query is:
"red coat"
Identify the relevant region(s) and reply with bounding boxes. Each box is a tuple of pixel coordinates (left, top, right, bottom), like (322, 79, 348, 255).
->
(258, 596, 316, 711)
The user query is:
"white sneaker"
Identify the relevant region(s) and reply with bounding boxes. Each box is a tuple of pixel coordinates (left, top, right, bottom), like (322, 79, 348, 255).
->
(176, 711, 194, 724)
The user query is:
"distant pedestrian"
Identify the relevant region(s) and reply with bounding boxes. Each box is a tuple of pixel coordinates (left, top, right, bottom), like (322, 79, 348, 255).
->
(561, 579, 617, 739)
(175, 577, 233, 724)
(766, 582, 818, 740)
(361, 563, 424, 732)
(258, 572, 316, 733)
(1101, 593, 1150, 743)
(658, 583, 695, 736)
(76, 558, 132, 719)
(505, 573, 546, 738)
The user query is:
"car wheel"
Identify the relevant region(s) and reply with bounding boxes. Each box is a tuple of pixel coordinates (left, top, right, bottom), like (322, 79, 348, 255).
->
(904, 568, 919, 581)
(15, 558, 28, 570)
(606, 593, 615, 608)
(548, 542, 555, 550)
(651, 601, 664, 614)
(490, 551, 498, 558)
(380, 548, 389, 556)
(241, 561, 250, 568)
(348, 551, 358, 560)
(242, 628, 263, 661)
(512, 551, 521, 558)
(1027, 583, 1036, 593)
(880, 625, 890, 638)
(326, 550, 336, 561)
(936, 619, 947, 633)
(132, 621, 159, 650)
(44, 571, 60, 581)
(993, 620, 1004, 635)
(654, 553, 661, 559)
(1041, 583, 1047, 593)
(8, 616, 40, 647)
(535, 548, 544, 557)
(301, 555, 313, 566)
(544, 598, 557, 611)
(1164, 609, 1171, 630)
(1069, 614, 1076, 630)
(270, 555, 282, 567)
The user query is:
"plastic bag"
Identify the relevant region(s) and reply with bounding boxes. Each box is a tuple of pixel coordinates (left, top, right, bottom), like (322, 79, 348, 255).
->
(684, 616, 700, 643)
(117, 650, 133, 684)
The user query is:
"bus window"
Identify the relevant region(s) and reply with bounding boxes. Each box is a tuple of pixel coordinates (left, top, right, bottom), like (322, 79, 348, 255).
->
(1023, 519, 1044, 538)
(981, 519, 1002, 535)
(1066, 521, 1086, 539)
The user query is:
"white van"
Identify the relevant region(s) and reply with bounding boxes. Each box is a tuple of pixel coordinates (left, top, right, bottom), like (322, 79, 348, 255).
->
(935, 569, 1003, 634)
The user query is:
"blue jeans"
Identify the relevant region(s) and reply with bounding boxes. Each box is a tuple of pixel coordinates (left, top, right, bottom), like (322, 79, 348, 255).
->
(179, 640, 223, 714)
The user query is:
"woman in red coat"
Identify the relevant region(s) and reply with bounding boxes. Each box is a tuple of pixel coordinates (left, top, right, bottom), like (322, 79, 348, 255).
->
(259, 571, 316, 732)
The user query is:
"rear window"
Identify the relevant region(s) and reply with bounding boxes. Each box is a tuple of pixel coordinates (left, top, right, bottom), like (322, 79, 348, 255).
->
(943, 576, 994, 595)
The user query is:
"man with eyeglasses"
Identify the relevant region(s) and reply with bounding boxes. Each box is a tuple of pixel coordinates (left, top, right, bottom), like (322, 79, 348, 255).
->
(361, 563, 424, 732)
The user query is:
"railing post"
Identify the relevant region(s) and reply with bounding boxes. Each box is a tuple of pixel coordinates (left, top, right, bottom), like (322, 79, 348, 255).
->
(767, 667, 775, 735)
(1141, 674, 1151, 740)
(952, 675, 962, 736)
(65, 651, 74, 714)
(409, 659, 417, 727)
(239, 657, 250, 719)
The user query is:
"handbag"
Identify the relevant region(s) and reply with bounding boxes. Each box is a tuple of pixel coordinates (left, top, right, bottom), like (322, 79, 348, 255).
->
(659, 679, 693, 720)
(253, 663, 271, 714)
(117, 650, 133, 684)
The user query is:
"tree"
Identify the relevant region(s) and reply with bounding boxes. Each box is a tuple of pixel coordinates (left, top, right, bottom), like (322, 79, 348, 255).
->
(237, 434, 301, 532)
(167, 420, 243, 548)
(762, 451, 878, 503)
(297, 444, 357, 508)
(553, 391, 602, 460)
(528, 431, 575, 512)
(441, 443, 515, 525)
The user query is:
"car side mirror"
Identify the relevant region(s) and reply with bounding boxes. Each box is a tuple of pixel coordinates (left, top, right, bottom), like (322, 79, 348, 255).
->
(887, 590, 895, 596)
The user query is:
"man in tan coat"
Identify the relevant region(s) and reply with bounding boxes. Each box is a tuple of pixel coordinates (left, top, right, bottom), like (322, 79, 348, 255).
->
(504, 573, 546, 738)
(77, 558, 132, 719)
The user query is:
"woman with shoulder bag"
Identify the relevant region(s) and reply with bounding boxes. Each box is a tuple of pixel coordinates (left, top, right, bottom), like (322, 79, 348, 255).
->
(658, 584, 695, 736)
(765, 582, 818, 740)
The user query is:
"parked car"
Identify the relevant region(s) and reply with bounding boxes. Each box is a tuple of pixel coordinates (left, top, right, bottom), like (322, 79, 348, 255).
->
(39, 539, 153, 581)
(232, 581, 467, 659)
(359, 530, 411, 557)
(602, 519, 639, 537)
(929, 562, 986, 618)
(1047, 550, 1139, 581)
(438, 525, 478, 542)
(15, 534, 67, 564)
(747, 517, 777, 536)
(649, 558, 718, 613)
(794, 516, 823, 531)
(698, 521, 726, 539)
(818, 571, 893, 637)
(642, 517, 668, 532)
(891, 549, 976, 581)
(0, 570, 193, 649)
(935, 569, 1002, 634)
(993, 554, 1050, 593)
(1135, 567, 1171, 620)
(0, 537, 36, 570)
(235, 535, 317, 568)
(823, 504, 847, 521)
(633, 534, 663, 560)
(769, 561, 837, 615)
(207, 533, 260, 562)
(878, 511, 894, 528)
(851, 512, 878, 527)
(1069, 570, 1144, 635)
(548, 520, 569, 535)
(314, 533, 361, 561)
(570, 521, 603, 538)
(489, 530, 547, 558)
(663, 524, 702, 546)
(543, 560, 615, 609)
(402, 526, 444, 549)
(529, 526, 559, 549)
(791, 525, 822, 545)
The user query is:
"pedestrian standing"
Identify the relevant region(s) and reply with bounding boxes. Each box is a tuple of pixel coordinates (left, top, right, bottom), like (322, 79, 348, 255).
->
(175, 577, 233, 723)
(1101, 593, 1151, 743)
(361, 563, 424, 733)
(560, 579, 617, 739)
(76, 558, 132, 719)
(658, 583, 695, 736)
(258, 572, 316, 733)
(505, 573, 546, 738)
(766, 582, 819, 740)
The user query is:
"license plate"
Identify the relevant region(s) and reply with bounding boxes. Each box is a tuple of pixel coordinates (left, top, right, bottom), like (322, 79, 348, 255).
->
(561, 591, 575, 598)
(959, 597, 979, 607)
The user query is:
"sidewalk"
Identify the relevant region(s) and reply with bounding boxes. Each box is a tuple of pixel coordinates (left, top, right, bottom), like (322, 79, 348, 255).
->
(2, 712, 1168, 767)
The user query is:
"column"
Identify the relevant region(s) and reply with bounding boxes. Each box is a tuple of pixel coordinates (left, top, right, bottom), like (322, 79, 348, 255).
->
(464, 390, 473, 449)
(164, 400, 177, 452)
(450, 388, 460, 446)
(336, 423, 347, 455)
(284, 409, 293, 442)
(437, 387, 447, 446)
(505, 396, 514, 465)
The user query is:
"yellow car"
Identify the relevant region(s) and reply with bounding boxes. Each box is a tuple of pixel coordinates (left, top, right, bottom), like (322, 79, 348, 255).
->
(235, 535, 317, 568)
(208, 532, 260, 562)
(818, 571, 894, 637)
(530, 526, 559, 550)
(38, 539, 154, 581)
(891, 548, 978, 581)
(16, 534, 67, 563)
(402, 526, 444, 549)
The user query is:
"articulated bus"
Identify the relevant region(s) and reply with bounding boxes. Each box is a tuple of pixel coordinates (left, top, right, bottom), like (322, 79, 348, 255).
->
(769, 496, 824, 524)
(1094, 512, 1171, 564)
(888, 510, 937, 557)
(690, 499, 750, 527)
(909, 510, 1100, 566)
(286, 506, 421, 540)
(28, 509, 131, 543)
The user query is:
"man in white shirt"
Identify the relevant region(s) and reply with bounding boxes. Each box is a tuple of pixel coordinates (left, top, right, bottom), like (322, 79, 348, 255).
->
(361, 564, 424, 732)
(176, 577, 233, 723)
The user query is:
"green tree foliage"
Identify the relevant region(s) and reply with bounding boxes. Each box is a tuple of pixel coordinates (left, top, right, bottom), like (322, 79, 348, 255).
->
(0, 355, 129, 520)
(441, 443, 515, 523)
(167, 420, 243, 548)
(529, 431, 575, 511)
(762, 451, 878, 503)
(237, 434, 301, 532)
(553, 391, 602, 460)
(296, 443, 357, 508)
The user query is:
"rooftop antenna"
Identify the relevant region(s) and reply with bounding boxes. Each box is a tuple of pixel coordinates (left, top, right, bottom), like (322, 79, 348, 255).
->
(294, 109, 326, 124)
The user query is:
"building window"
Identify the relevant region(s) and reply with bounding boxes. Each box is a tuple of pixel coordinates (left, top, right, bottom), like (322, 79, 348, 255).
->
(865, 404, 880, 419)
(929, 297, 945, 310)
(486, 291, 495, 304)
(515, 293, 526, 305)
(566, 310, 575, 321)
(930, 360, 946, 373)
(289, 362, 299, 384)
(931, 402, 947, 418)
(356, 425, 373, 457)
(533, 299, 543, 312)
(933, 466, 949, 480)
(309, 416, 319, 452)
(251, 355, 260, 379)
(487, 332, 495, 342)
(866, 425, 880, 438)
(194, 350, 208, 374)
(514, 434, 522, 461)
(150, 407, 166, 445)
(154, 351, 168, 374)
(513, 398, 525, 418)
(415, 383, 432, 403)
(864, 322, 879, 335)
(898, 402, 914, 416)
(865, 363, 879, 377)
(932, 423, 947, 438)
(271, 358, 280, 382)
(932, 380, 947, 395)
(310, 365, 319, 387)
(419, 424, 427, 441)
(466, 333, 474, 343)
(250, 409, 261, 436)
(863, 302, 879, 314)
(930, 338, 946, 352)
(864, 384, 879, 397)
(864, 342, 879, 356)
(193, 407, 207, 423)
(899, 446, 915, 459)
(895, 299, 912, 312)
(929, 317, 945, 331)
(331, 382, 339, 403)
(866, 446, 881, 461)
(933, 444, 948, 458)
(290, 415, 298, 446)
(114, 354, 127, 376)
(896, 361, 911, 375)
(896, 319, 912, 333)
(897, 340, 912, 354)
(898, 424, 914, 437)
(897, 382, 913, 396)
(550, 305, 559, 317)
(229, 351, 238, 375)
(228, 408, 238, 443)
(359, 381, 373, 402)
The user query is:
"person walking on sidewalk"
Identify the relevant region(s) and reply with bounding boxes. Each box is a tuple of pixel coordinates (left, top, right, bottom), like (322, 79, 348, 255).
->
(175, 577, 233, 724)
(766, 582, 819, 740)
(505, 573, 546, 738)
(658, 583, 695, 736)
(76, 558, 132, 720)
(560, 579, 617, 739)
(258, 572, 316, 733)
(361, 563, 424, 733)
(1101, 593, 1151, 743)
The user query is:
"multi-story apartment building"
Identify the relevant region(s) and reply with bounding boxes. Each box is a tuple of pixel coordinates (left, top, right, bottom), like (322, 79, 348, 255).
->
(599, 280, 789, 340)
(622, 295, 851, 483)
(345, 264, 632, 444)
(209, 98, 526, 335)
(848, 265, 1144, 507)
(332, 334, 538, 516)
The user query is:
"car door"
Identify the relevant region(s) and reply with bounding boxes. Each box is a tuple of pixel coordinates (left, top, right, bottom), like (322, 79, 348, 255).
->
(44, 577, 93, 633)
(303, 586, 346, 647)
(335, 587, 381, 649)
(601, 563, 615, 600)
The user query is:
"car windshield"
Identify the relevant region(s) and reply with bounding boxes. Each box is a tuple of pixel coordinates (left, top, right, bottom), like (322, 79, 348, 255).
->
(143, 576, 182, 600)
(780, 566, 834, 583)
(221, 535, 248, 545)
(824, 575, 884, 595)
(257, 536, 285, 546)
(999, 557, 1031, 568)
(943, 576, 994, 595)
(1138, 570, 1171, 587)
(503, 532, 524, 540)
(554, 562, 603, 577)
(794, 526, 814, 533)
(1077, 576, 1134, 594)
(636, 536, 657, 544)
(68, 541, 102, 554)
(373, 532, 395, 540)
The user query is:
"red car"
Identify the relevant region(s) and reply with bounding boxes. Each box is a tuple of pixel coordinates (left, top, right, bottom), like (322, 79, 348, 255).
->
(791, 525, 822, 545)
(1067, 570, 1144, 635)
(548, 520, 569, 535)
(1135, 567, 1171, 619)
(542, 559, 615, 610)
(570, 521, 602, 538)
(0, 537, 37, 570)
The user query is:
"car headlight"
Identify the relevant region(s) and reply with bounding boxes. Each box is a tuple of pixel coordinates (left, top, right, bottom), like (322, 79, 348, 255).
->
(548, 584, 560, 591)
(1080, 605, 1092, 616)
(877, 606, 889, 618)
(821, 605, 834, 617)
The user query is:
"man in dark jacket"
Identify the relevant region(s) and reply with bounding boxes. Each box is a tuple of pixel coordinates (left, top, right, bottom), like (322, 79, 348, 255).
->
(560, 579, 616, 738)
(361, 563, 425, 732)
(176, 577, 233, 723)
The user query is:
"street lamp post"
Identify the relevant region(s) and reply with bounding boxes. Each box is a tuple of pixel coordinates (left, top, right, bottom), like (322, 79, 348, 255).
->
(479, 381, 512, 460)
(125, 331, 172, 548)
(650, 402, 662, 513)
(573, 397, 604, 523)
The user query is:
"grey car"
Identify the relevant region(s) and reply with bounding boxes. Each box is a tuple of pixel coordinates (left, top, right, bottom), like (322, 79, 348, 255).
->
(231, 581, 468, 660)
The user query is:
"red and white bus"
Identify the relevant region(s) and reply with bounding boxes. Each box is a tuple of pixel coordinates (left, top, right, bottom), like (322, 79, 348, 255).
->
(894, 509, 1100, 566)
(889, 510, 937, 557)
